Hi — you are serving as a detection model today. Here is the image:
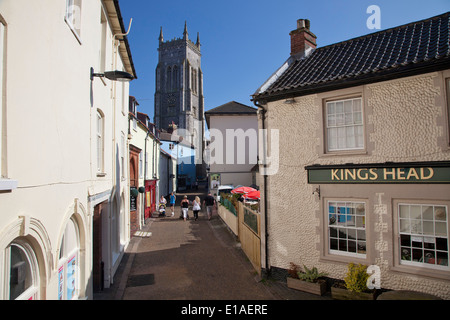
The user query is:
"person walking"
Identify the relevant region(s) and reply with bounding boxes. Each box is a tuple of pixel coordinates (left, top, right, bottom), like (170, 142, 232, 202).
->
(181, 195, 190, 221)
(192, 196, 201, 221)
(169, 192, 176, 217)
(203, 192, 216, 221)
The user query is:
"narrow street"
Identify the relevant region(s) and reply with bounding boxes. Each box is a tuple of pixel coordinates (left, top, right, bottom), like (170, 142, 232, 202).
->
(94, 189, 330, 300)
(94, 189, 272, 300)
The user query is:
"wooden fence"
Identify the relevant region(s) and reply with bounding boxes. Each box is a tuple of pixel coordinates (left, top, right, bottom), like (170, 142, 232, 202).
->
(238, 202, 261, 275)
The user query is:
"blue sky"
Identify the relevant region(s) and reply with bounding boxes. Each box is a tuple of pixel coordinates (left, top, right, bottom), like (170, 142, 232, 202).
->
(119, 0, 450, 122)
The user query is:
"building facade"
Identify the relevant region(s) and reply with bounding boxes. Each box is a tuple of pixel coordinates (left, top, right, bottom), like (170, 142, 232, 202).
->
(0, 0, 136, 299)
(154, 22, 205, 176)
(129, 97, 161, 232)
(253, 13, 450, 298)
(205, 101, 258, 189)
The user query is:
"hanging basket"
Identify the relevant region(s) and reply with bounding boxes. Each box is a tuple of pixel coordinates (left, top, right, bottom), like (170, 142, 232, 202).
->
(130, 188, 139, 197)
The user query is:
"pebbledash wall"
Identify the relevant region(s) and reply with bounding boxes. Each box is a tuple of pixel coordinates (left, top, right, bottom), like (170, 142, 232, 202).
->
(263, 71, 450, 299)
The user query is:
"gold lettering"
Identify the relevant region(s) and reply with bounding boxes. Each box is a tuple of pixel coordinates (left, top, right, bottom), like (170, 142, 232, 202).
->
(384, 168, 396, 180)
(357, 169, 369, 180)
(369, 168, 378, 180)
(331, 169, 340, 180)
(420, 167, 434, 180)
(406, 168, 420, 180)
(397, 168, 406, 180)
(345, 169, 356, 180)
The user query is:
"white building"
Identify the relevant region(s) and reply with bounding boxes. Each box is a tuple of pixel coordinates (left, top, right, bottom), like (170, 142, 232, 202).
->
(0, 0, 136, 299)
(205, 101, 258, 189)
(129, 97, 161, 231)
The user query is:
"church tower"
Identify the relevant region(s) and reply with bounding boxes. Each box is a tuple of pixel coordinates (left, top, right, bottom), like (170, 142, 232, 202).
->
(154, 22, 205, 175)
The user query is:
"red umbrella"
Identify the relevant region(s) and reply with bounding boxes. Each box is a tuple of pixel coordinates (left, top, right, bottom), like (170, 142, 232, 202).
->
(243, 190, 260, 200)
(231, 186, 257, 194)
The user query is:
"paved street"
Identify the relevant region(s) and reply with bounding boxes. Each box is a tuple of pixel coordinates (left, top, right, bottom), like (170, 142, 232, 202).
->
(94, 190, 331, 301)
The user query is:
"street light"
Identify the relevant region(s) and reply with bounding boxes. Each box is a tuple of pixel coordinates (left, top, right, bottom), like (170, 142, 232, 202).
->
(90, 67, 134, 82)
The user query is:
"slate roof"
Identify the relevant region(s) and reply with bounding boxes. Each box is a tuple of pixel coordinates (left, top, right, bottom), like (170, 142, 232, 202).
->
(205, 101, 257, 115)
(253, 12, 450, 102)
(204, 101, 257, 129)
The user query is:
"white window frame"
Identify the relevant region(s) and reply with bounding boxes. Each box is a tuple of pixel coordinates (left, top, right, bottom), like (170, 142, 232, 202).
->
(325, 97, 364, 152)
(0, 20, 17, 190)
(327, 200, 367, 259)
(397, 202, 449, 271)
(57, 218, 80, 300)
(5, 241, 40, 300)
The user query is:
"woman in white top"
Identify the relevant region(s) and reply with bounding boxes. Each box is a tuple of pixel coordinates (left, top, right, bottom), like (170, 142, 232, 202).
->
(192, 196, 201, 221)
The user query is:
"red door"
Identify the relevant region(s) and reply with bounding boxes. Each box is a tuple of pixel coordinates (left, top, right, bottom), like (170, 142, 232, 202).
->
(145, 180, 156, 219)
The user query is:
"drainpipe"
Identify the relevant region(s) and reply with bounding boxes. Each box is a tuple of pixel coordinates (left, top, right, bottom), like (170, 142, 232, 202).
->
(253, 99, 270, 278)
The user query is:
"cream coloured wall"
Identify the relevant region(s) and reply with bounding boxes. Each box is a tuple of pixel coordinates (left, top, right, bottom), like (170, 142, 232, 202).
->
(262, 71, 450, 298)
(0, 0, 133, 299)
(209, 114, 258, 187)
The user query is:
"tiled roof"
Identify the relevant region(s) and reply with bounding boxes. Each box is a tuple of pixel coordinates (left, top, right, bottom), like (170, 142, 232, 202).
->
(253, 12, 450, 101)
(205, 101, 257, 115)
(205, 101, 257, 130)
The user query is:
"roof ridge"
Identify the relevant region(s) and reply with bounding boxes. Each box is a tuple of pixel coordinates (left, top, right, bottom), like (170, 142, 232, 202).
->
(314, 11, 450, 53)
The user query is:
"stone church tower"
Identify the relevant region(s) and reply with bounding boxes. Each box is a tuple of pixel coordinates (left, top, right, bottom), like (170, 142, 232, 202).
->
(154, 22, 205, 175)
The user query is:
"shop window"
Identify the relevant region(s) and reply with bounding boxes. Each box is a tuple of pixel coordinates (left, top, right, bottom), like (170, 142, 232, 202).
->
(7, 241, 39, 300)
(398, 203, 449, 270)
(58, 218, 80, 300)
(325, 97, 364, 152)
(327, 201, 366, 257)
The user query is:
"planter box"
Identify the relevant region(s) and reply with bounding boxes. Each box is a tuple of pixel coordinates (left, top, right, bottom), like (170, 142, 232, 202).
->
(331, 286, 375, 300)
(287, 277, 327, 296)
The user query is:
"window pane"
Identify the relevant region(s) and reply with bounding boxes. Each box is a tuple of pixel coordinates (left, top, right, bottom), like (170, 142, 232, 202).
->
(344, 100, 352, 113)
(410, 205, 421, 219)
(399, 205, 409, 218)
(328, 128, 337, 150)
(10, 245, 33, 300)
(435, 207, 447, 221)
(398, 203, 449, 270)
(353, 98, 361, 112)
(328, 201, 365, 257)
(327, 102, 335, 114)
(335, 101, 343, 113)
(435, 222, 447, 236)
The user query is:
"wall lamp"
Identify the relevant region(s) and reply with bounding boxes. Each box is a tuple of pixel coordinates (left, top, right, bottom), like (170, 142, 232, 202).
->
(90, 67, 134, 82)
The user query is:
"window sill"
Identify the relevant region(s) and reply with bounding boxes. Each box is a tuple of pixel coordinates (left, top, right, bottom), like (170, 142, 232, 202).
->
(390, 263, 450, 281)
(0, 178, 18, 191)
(321, 149, 368, 157)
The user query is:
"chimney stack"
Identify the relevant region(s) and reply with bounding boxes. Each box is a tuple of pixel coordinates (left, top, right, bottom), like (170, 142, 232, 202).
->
(290, 19, 317, 58)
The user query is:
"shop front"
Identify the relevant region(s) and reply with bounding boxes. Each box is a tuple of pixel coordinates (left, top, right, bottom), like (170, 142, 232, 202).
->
(305, 161, 450, 296)
(145, 179, 157, 219)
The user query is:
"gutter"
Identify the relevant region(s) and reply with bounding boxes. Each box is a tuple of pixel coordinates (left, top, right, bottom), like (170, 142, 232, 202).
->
(253, 100, 270, 278)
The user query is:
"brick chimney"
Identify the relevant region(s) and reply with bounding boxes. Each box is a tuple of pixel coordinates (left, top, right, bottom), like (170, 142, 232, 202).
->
(290, 19, 317, 58)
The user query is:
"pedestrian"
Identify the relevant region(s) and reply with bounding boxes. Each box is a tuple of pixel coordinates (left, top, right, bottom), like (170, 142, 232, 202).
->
(158, 196, 167, 217)
(192, 196, 201, 221)
(203, 192, 216, 221)
(181, 195, 190, 221)
(169, 192, 176, 217)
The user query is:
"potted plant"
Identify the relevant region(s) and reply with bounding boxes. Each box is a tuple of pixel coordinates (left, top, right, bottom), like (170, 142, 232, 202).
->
(331, 263, 376, 300)
(287, 262, 328, 296)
